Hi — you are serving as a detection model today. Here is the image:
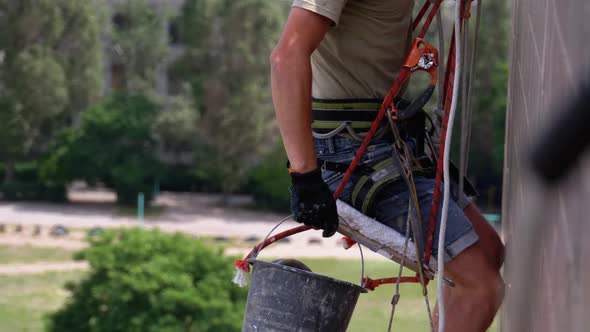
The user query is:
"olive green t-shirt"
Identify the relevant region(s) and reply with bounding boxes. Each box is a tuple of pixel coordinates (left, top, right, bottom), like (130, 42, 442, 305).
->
(292, 0, 415, 99)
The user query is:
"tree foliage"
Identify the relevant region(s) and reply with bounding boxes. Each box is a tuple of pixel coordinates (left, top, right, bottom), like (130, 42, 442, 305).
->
(48, 228, 247, 332)
(154, 90, 200, 157)
(466, 0, 510, 205)
(107, 0, 170, 95)
(0, 0, 511, 211)
(107, 1, 200, 163)
(0, 0, 103, 180)
(41, 94, 162, 205)
(247, 143, 291, 212)
(175, 0, 286, 196)
(420, 0, 510, 207)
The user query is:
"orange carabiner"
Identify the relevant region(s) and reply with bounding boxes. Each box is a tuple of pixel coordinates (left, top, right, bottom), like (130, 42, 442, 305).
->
(389, 38, 439, 121)
(404, 38, 438, 85)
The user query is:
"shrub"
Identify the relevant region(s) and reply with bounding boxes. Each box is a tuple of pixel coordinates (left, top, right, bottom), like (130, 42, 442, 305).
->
(247, 144, 291, 212)
(0, 181, 41, 200)
(0, 180, 66, 202)
(47, 228, 247, 332)
(41, 94, 162, 206)
(0, 162, 67, 202)
(158, 165, 222, 193)
(0, 162, 38, 183)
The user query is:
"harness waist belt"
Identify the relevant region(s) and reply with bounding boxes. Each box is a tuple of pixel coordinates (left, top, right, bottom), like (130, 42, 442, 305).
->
(311, 99, 383, 131)
(311, 98, 413, 131)
(312, 109, 380, 122)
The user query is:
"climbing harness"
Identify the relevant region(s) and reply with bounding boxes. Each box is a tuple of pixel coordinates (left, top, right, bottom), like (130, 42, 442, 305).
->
(319, 155, 433, 215)
(234, 0, 481, 331)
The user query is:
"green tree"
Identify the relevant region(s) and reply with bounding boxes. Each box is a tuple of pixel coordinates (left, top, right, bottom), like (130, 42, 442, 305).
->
(175, 0, 286, 199)
(248, 143, 291, 212)
(107, 0, 170, 95)
(171, 0, 215, 107)
(466, 0, 510, 207)
(0, 0, 103, 182)
(154, 88, 200, 157)
(41, 94, 162, 205)
(108, 0, 200, 166)
(48, 228, 247, 332)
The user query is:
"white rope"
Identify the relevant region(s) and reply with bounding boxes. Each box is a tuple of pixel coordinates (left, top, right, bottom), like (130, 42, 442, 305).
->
(253, 214, 293, 259)
(357, 239, 366, 287)
(437, 0, 463, 331)
(387, 200, 413, 332)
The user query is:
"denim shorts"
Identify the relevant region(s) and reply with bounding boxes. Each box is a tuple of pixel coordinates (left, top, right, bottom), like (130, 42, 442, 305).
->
(315, 136, 479, 262)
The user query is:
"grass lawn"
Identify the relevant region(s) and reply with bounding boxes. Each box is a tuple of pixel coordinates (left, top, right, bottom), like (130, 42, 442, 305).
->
(0, 271, 82, 332)
(0, 258, 429, 332)
(304, 258, 498, 332)
(0, 245, 76, 264)
(305, 258, 438, 332)
(0, 245, 497, 331)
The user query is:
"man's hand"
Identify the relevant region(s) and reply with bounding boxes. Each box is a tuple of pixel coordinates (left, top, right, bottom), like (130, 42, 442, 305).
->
(289, 168, 339, 238)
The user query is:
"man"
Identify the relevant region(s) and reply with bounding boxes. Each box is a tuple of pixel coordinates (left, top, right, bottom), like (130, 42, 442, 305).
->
(270, 1, 504, 331)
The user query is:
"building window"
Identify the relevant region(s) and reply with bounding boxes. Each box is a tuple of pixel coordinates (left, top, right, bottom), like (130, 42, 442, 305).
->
(113, 13, 131, 31)
(169, 19, 180, 45)
(111, 63, 126, 91)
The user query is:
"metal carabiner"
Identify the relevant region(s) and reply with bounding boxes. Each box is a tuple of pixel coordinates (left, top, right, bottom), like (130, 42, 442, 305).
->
(390, 38, 439, 121)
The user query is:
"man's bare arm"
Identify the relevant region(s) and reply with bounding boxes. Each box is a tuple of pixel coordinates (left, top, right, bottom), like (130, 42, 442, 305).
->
(270, 7, 331, 173)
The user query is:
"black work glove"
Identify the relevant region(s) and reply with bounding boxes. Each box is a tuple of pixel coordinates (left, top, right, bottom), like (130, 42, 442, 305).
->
(289, 168, 339, 238)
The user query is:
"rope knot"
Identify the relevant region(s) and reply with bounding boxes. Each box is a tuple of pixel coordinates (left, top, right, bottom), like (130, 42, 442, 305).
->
(362, 277, 378, 291)
(234, 259, 250, 273)
(340, 236, 357, 249)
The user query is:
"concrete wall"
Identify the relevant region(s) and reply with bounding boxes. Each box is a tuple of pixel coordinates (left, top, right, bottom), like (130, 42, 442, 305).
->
(502, 0, 590, 331)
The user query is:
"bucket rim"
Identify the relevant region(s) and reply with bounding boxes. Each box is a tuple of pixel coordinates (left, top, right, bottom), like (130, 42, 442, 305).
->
(249, 259, 368, 293)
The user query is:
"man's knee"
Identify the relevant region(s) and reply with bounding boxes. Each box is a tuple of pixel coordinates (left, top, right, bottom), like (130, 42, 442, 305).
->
(452, 264, 504, 316)
(463, 204, 506, 270)
(446, 243, 505, 309)
(473, 269, 505, 311)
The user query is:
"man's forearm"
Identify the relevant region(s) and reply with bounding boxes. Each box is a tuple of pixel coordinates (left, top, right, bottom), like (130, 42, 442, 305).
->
(270, 50, 318, 173)
(269, 8, 337, 237)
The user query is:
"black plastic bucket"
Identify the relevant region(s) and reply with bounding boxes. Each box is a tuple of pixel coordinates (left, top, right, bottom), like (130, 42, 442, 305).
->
(242, 260, 366, 332)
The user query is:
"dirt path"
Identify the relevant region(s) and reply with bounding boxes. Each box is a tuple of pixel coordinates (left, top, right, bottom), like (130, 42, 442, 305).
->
(0, 249, 384, 276)
(0, 234, 86, 250)
(0, 261, 88, 275)
(0, 190, 392, 262)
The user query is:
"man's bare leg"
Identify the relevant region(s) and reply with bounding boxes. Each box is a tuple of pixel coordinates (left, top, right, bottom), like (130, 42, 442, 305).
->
(432, 204, 505, 331)
(464, 204, 505, 270)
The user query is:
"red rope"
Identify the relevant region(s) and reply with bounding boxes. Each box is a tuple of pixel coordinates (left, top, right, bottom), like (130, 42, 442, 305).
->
(412, 1, 431, 31)
(363, 276, 420, 291)
(333, 0, 449, 200)
(333, 69, 411, 199)
(341, 236, 357, 249)
(417, 0, 443, 39)
(234, 225, 311, 272)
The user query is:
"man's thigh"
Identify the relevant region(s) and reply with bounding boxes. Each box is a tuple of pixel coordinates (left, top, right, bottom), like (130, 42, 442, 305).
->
(463, 204, 505, 269)
(370, 176, 479, 262)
